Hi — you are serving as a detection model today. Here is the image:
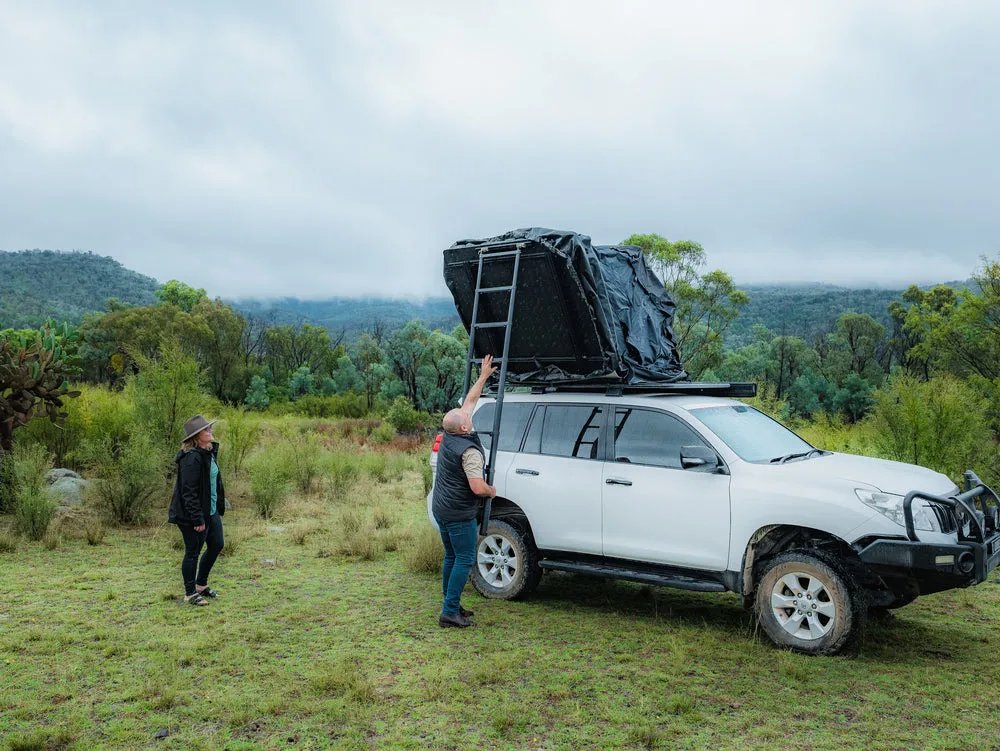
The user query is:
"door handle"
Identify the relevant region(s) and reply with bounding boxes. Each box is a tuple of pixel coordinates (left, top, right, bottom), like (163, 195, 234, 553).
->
(605, 477, 632, 486)
(515, 468, 539, 476)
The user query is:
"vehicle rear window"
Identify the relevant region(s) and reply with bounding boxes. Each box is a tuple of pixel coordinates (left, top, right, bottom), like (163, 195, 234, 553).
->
(539, 405, 604, 459)
(472, 402, 535, 452)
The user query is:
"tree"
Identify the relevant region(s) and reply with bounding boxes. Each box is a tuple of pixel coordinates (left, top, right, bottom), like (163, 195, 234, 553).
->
(155, 280, 207, 313)
(416, 330, 466, 412)
(623, 233, 748, 378)
(824, 312, 888, 385)
(872, 375, 990, 478)
(287, 366, 316, 400)
(766, 335, 818, 400)
(245, 375, 270, 410)
(887, 284, 958, 380)
(191, 298, 249, 402)
(350, 334, 386, 409)
(384, 321, 430, 403)
(0, 321, 82, 452)
(332, 356, 361, 394)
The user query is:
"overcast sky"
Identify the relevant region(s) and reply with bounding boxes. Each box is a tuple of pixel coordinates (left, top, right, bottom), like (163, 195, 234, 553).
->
(1, 1, 998, 299)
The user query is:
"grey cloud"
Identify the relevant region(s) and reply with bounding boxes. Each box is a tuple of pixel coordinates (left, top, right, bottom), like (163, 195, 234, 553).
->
(1, 0, 998, 299)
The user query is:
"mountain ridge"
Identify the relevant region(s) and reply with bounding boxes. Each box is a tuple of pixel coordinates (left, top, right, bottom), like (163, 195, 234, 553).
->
(2, 249, 967, 346)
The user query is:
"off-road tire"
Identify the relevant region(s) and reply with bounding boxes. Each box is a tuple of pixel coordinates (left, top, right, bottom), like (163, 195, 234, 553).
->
(470, 518, 542, 601)
(754, 550, 867, 656)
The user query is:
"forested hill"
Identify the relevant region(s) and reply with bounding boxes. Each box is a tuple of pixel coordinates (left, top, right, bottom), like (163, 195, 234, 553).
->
(0, 249, 159, 330)
(2, 248, 971, 347)
(233, 297, 461, 341)
(727, 284, 901, 347)
(726, 281, 972, 347)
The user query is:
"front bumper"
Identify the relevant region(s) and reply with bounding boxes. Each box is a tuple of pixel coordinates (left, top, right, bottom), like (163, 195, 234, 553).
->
(857, 471, 1000, 595)
(858, 534, 1000, 594)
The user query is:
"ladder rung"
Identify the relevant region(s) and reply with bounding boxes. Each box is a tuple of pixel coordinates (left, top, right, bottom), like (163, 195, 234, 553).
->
(476, 285, 514, 294)
(480, 250, 521, 260)
(472, 357, 503, 363)
(474, 322, 508, 329)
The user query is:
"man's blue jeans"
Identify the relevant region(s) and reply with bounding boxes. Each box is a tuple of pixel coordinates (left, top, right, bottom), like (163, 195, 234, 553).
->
(436, 517, 478, 616)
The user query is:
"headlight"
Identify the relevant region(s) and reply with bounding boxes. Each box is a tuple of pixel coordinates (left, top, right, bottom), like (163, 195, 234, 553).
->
(855, 489, 939, 532)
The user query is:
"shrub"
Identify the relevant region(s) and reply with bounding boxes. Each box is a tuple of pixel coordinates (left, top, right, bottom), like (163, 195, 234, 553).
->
(42, 525, 62, 550)
(402, 524, 444, 574)
(245, 375, 270, 410)
(387, 396, 424, 433)
(328, 393, 368, 419)
(248, 455, 289, 519)
(15, 489, 57, 540)
(11, 442, 51, 498)
(371, 423, 396, 444)
(327, 453, 359, 498)
(85, 518, 106, 546)
(0, 452, 16, 514)
(357, 454, 389, 483)
(126, 344, 211, 455)
(90, 429, 164, 525)
(273, 432, 324, 493)
(0, 530, 19, 553)
(61, 385, 134, 468)
(217, 408, 261, 478)
(871, 375, 992, 481)
(372, 507, 395, 530)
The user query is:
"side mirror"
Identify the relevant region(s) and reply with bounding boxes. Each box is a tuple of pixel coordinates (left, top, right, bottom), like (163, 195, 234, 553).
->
(680, 445, 723, 472)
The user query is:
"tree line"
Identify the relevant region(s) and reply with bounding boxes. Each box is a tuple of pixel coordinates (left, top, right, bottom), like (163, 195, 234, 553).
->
(4, 235, 1000, 447)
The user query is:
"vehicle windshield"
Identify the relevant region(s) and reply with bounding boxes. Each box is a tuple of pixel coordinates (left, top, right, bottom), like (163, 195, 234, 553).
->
(688, 404, 814, 463)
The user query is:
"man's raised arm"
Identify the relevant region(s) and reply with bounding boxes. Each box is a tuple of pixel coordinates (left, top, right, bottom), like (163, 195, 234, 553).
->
(460, 354, 498, 414)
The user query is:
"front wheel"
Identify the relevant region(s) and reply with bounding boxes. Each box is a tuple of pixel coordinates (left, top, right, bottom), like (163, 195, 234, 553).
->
(754, 551, 867, 656)
(470, 519, 542, 601)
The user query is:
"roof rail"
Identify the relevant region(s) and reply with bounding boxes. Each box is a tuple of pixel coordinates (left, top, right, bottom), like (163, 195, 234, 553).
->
(484, 381, 757, 398)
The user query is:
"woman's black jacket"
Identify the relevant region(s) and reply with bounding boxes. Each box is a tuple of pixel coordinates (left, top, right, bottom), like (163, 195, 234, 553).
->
(168, 442, 226, 527)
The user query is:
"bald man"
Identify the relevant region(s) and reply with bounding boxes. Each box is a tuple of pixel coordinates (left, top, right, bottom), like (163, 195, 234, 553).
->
(431, 354, 498, 628)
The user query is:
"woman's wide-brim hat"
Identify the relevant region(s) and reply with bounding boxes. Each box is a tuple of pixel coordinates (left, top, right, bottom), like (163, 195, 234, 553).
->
(183, 415, 217, 442)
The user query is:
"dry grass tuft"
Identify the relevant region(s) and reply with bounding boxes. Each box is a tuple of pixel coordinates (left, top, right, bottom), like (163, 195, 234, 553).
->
(401, 524, 443, 574)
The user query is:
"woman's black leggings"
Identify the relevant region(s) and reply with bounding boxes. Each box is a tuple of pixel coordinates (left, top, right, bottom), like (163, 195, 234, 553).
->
(178, 514, 224, 596)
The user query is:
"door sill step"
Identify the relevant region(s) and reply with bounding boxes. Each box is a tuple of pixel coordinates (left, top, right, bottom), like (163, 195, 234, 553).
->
(539, 559, 726, 592)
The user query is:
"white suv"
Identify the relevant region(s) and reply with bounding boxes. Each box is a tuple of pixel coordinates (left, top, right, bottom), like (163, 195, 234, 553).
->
(427, 390, 1000, 655)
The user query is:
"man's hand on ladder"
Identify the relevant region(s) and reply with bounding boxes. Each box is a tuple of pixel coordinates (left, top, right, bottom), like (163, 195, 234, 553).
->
(480, 354, 498, 382)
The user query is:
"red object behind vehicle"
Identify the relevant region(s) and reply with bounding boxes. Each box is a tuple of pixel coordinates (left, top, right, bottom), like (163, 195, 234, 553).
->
(432, 433, 443, 452)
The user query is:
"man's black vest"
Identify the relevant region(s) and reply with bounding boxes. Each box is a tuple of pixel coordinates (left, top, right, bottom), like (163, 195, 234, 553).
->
(432, 432, 486, 523)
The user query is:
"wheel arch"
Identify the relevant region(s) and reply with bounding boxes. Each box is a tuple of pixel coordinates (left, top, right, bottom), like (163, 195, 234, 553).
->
(480, 496, 534, 537)
(740, 525, 863, 603)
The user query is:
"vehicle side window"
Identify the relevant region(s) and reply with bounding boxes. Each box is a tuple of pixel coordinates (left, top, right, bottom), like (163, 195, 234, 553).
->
(540, 405, 604, 459)
(521, 406, 544, 454)
(614, 408, 706, 468)
(472, 403, 535, 452)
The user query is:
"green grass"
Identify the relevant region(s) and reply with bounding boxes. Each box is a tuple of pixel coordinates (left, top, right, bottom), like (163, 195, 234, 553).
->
(2, 456, 1000, 750)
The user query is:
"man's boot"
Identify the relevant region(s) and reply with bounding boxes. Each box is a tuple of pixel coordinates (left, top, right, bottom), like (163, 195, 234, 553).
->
(438, 612, 472, 628)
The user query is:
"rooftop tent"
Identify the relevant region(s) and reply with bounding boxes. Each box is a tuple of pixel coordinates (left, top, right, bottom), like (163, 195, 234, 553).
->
(443, 227, 688, 385)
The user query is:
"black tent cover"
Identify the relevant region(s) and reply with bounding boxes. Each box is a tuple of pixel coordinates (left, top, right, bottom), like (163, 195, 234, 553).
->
(443, 228, 688, 385)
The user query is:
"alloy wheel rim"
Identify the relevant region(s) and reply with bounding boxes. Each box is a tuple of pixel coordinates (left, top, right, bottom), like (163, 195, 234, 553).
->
(477, 534, 519, 588)
(769, 571, 837, 640)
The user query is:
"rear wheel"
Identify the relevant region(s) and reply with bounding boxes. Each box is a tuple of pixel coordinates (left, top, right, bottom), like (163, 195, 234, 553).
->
(470, 519, 542, 600)
(754, 550, 867, 655)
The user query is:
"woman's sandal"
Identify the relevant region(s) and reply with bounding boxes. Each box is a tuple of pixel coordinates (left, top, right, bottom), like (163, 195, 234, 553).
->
(196, 587, 219, 598)
(185, 593, 210, 606)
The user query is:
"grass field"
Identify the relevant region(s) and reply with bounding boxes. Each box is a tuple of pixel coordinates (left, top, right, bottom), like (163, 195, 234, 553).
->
(3, 456, 1000, 751)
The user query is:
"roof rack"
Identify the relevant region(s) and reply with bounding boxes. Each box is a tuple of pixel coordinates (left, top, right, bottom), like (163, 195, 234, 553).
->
(509, 381, 757, 398)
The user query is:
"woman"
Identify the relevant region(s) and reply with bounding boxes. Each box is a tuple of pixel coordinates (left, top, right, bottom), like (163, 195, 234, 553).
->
(168, 414, 227, 606)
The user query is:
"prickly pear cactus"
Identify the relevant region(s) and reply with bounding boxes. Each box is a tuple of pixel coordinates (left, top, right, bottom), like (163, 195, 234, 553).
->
(0, 320, 82, 452)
